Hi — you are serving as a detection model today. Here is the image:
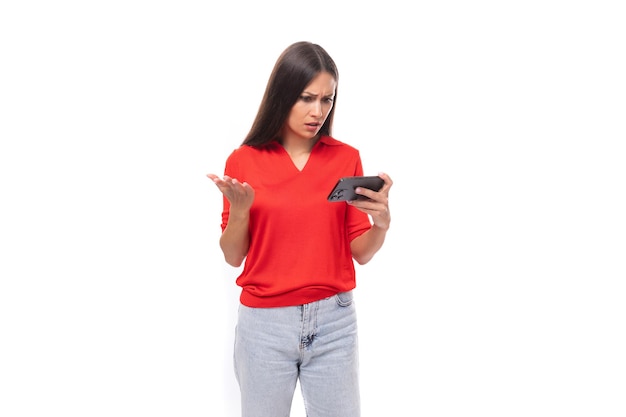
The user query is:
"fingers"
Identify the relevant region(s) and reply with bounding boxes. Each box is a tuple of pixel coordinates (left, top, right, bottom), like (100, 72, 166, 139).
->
(377, 172, 393, 194)
(351, 172, 392, 201)
(348, 172, 392, 229)
(207, 174, 244, 189)
(207, 174, 255, 207)
(207, 173, 230, 186)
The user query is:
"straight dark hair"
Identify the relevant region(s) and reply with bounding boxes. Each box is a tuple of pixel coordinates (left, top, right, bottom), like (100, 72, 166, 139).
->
(242, 41, 339, 148)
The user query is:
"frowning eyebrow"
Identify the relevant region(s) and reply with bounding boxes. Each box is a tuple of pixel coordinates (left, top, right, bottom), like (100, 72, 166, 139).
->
(301, 91, 335, 98)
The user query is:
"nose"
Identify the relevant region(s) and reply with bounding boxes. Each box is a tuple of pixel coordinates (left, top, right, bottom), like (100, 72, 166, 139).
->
(310, 100, 323, 117)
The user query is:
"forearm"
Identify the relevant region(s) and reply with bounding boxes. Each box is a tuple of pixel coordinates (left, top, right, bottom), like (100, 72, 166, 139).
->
(219, 211, 250, 267)
(350, 224, 388, 265)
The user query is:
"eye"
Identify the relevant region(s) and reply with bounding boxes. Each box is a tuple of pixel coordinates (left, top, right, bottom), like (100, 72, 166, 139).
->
(299, 95, 314, 102)
(324, 97, 334, 103)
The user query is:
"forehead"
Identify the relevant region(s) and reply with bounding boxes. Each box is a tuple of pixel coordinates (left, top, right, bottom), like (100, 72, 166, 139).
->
(303, 72, 336, 94)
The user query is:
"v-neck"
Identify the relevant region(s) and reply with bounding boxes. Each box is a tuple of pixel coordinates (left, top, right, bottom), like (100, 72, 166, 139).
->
(280, 139, 321, 173)
(289, 152, 311, 172)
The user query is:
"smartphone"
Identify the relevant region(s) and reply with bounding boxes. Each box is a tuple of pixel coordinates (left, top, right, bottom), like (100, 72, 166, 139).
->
(327, 176, 384, 202)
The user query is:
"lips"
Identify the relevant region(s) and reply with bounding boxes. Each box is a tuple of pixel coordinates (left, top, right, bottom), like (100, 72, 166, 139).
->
(305, 122, 320, 132)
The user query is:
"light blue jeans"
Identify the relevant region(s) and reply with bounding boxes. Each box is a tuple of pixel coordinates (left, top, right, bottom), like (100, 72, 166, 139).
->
(234, 291, 360, 417)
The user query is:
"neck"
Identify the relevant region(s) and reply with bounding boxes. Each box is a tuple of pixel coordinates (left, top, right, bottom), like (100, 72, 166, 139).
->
(280, 135, 320, 155)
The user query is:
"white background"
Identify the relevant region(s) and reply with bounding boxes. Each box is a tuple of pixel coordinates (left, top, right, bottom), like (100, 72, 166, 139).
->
(1, 1, 625, 416)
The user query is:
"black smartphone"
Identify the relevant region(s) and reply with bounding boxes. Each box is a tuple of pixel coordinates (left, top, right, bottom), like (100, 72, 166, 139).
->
(327, 176, 384, 202)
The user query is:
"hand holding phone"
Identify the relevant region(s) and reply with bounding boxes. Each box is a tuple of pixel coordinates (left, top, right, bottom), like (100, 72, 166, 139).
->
(327, 176, 384, 202)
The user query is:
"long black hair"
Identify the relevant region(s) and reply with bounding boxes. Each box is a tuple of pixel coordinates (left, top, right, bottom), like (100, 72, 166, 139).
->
(242, 41, 339, 147)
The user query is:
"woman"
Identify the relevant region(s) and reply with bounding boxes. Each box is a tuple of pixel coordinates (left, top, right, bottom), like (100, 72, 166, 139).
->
(207, 41, 392, 417)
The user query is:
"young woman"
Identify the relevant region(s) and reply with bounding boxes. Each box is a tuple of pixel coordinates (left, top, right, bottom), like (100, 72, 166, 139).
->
(207, 41, 392, 417)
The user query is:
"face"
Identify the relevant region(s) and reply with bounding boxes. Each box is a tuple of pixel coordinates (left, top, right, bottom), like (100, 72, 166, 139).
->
(282, 71, 336, 143)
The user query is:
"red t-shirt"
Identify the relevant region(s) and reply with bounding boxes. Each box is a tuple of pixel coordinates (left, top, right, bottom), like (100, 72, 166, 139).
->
(220, 136, 372, 307)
